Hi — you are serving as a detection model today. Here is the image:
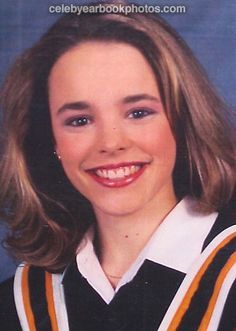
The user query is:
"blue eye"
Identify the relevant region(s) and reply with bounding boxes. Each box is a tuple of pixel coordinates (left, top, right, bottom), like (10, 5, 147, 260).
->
(129, 108, 154, 119)
(66, 116, 91, 127)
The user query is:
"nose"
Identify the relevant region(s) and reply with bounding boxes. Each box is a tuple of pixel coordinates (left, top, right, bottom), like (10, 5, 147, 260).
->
(98, 124, 130, 154)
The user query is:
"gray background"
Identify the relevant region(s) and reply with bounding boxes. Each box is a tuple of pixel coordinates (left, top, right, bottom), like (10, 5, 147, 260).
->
(0, 0, 236, 282)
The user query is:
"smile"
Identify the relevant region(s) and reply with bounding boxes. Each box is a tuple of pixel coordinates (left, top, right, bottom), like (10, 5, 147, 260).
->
(86, 162, 148, 188)
(96, 165, 141, 179)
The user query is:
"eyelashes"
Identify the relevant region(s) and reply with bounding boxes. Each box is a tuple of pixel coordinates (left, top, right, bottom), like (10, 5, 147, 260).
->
(128, 108, 156, 119)
(64, 108, 157, 128)
(65, 116, 92, 127)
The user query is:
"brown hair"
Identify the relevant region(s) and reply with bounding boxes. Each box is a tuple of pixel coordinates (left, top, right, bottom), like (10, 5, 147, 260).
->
(0, 5, 235, 271)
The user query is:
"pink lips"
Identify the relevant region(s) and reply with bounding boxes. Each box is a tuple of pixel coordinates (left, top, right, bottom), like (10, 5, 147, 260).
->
(86, 162, 148, 188)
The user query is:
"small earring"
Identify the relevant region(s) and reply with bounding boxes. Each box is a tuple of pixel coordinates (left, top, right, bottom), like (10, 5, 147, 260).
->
(54, 150, 61, 160)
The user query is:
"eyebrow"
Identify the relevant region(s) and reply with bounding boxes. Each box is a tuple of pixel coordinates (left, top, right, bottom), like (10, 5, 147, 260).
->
(57, 101, 90, 115)
(122, 94, 160, 104)
(56, 93, 160, 115)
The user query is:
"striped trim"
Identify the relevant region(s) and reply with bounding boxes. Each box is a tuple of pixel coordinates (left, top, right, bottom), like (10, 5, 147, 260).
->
(170, 235, 235, 329)
(51, 273, 70, 331)
(158, 225, 236, 331)
(198, 253, 236, 330)
(207, 264, 236, 330)
(45, 272, 59, 331)
(21, 266, 37, 331)
(14, 265, 69, 331)
(14, 265, 31, 331)
(174, 237, 236, 330)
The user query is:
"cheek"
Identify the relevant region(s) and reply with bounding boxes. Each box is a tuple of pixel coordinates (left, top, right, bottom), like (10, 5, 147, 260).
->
(54, 132, 92, 167)
(156, 127, 176, 157)
(137, 120, 176, 162)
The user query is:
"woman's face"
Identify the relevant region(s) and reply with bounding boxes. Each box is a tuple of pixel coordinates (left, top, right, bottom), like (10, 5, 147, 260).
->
(49, 41, 177, 217)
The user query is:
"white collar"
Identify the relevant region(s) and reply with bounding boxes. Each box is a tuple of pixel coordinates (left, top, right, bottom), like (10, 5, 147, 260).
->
(75, 197, 217, 304)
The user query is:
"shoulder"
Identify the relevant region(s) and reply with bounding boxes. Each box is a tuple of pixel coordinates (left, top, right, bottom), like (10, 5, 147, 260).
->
(14, 264, 67, 331)
(167, 215, 236, 330)
(202, 212, 236, 330)
(0, 277, 21, 330)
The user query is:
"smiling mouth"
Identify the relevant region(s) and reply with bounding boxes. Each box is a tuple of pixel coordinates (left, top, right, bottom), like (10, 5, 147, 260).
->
(96, 164, 141, 179)
(86, 162, 148, 188)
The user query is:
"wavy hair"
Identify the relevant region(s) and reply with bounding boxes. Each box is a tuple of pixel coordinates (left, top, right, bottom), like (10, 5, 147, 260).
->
(0, 4, 235, 271)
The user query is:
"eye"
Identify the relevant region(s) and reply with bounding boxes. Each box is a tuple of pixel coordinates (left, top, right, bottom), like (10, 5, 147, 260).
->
(128, 108, 155, 119)
(65, 116, 91, 127)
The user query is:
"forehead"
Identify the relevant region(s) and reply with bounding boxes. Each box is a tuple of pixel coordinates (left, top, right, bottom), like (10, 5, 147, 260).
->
(48, 41, 160, 108)
(49, 41, 157, 84)
(50, 40, 149, 68)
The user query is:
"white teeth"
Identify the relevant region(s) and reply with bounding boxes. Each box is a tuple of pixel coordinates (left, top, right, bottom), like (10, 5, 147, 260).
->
(97, 169, 105, 178)
(124, 167, 130, 176)
(108, 170, 116, 179)
(95, 165, 141, 179)
(130, 165, 136, 174)
(116, 168, 125, 178)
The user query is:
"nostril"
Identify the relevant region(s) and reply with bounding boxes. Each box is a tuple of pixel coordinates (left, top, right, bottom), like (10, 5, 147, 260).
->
(98, 128, 129, 154)
(99, 146, 125, 154)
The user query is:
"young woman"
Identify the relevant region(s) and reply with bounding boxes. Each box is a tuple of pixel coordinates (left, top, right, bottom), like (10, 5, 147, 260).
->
(0, 3, 235, 331)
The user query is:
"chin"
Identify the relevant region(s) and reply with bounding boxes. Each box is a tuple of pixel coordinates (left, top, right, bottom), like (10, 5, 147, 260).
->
(95, 206, 141, 218)
(92, 195, 149, 218)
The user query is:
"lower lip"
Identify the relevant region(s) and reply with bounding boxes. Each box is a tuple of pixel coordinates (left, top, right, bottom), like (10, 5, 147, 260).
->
(87, 165, 147, 188)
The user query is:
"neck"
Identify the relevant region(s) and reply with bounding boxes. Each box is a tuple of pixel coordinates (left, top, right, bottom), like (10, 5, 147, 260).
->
(93, 193, 178, 284)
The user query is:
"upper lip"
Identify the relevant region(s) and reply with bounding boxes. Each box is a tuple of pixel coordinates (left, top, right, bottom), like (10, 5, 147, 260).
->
(86, 161, 149, 171)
